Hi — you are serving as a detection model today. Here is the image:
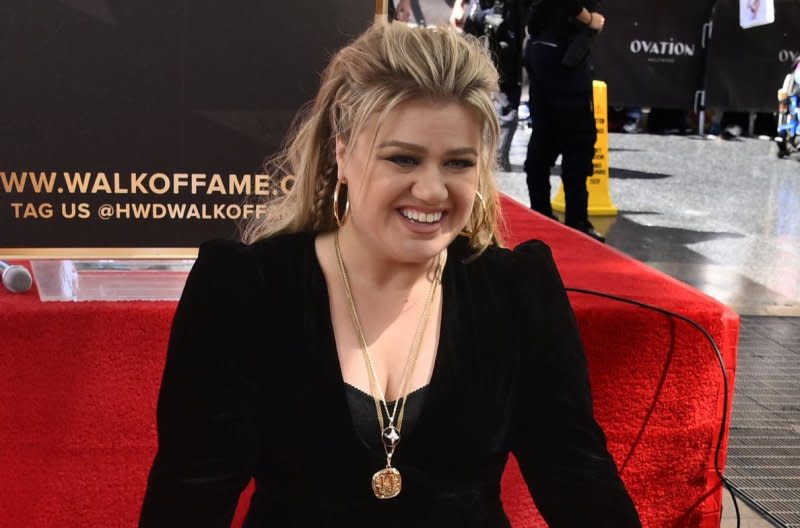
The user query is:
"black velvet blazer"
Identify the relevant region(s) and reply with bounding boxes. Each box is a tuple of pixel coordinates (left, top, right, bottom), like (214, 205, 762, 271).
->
(139, 232, 641, 527)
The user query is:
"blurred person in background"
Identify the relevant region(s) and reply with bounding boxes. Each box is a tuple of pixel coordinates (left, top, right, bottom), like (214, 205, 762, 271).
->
(389, 0, 413, 22)
(452, 0, 527, 171)
(523, 0, 606, 242)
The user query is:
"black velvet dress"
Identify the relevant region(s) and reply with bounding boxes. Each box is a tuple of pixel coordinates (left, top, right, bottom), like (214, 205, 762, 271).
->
(139, 232, 641, 527)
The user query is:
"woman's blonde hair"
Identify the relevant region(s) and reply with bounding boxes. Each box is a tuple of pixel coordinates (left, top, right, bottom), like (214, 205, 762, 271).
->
(241, 21, 503, 253)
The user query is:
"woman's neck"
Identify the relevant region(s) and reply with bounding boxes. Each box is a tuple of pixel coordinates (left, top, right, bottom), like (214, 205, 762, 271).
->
(332, 227, 440, 294)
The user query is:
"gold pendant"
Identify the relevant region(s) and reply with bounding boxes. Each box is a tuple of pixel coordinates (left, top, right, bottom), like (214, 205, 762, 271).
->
(372, 466, 402, 499)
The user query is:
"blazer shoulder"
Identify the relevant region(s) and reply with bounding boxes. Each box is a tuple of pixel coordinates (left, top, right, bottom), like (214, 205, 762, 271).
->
(465, 238, 556, 277)
(247, 231, 311, 265)
(195, 232, 310, 279)
(467, 239, 564, 320)
(195, 238, 250, 264)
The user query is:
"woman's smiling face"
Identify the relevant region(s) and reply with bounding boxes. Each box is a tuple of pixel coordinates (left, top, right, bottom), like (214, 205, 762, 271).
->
(336, 98, 483, 265)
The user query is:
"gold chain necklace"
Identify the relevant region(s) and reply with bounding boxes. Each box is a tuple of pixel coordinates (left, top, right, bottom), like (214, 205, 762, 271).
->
(334, 232, 445, 499)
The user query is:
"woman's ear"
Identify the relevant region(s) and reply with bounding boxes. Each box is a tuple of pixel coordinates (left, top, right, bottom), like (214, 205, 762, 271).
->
(335, 137, 348, 182)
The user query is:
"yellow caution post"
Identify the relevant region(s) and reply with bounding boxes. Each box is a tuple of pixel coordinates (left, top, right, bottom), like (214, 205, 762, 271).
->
(552, 80, 618, 216)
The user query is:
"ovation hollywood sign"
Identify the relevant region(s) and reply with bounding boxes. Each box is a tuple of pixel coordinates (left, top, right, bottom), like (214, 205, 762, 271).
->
(779, 49, 800, 63)
(629, 39, 696, 57)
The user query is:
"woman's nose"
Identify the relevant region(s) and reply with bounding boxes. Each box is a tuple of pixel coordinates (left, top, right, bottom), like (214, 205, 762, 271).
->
(411, 165, 448, 203)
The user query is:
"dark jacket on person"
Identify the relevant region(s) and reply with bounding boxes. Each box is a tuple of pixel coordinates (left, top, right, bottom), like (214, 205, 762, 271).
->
(527, 0, 597, 43)
(139, 232, 641, 527)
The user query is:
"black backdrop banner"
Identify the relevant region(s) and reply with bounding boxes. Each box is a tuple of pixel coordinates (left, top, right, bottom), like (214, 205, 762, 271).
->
(705, 0, 800, 112)
(590, 0, 715, 108)
(0, 1, 371, 256)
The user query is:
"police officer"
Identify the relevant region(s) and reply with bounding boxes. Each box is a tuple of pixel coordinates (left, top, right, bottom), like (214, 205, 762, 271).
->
(523, 0, 606, 241)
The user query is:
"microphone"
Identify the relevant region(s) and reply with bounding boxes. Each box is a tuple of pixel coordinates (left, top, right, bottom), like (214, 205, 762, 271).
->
(0, 261, 33, 293)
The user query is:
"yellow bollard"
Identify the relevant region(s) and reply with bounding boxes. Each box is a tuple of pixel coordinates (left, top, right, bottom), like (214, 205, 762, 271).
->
(552, 80, 618, 216)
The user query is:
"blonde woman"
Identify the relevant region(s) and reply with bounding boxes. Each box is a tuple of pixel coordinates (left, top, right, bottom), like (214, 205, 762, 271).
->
(139, 21, 640, 527)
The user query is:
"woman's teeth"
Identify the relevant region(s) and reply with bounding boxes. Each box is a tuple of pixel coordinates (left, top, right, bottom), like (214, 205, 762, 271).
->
(400, 209, 443, 224)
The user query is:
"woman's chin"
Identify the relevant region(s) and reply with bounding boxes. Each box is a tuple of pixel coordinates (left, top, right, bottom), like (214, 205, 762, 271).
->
(388, 233, 455, 264)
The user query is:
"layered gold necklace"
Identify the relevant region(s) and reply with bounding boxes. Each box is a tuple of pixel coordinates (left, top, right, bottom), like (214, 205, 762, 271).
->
(334, 232, 446, 499)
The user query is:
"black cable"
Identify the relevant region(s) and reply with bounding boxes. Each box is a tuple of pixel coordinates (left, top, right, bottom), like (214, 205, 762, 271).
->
(565, 286, 741, 528)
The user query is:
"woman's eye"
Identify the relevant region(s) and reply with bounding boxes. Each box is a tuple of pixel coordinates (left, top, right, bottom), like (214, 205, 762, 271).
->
(446, 159, 476, 169)
(387, 155, 419, 168)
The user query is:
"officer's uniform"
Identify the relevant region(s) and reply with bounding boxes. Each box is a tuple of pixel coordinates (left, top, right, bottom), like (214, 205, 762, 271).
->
(523, 0, 598, 234)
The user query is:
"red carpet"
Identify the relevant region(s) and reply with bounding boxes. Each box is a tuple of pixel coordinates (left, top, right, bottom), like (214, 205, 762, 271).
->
(0, 194, 738, 527)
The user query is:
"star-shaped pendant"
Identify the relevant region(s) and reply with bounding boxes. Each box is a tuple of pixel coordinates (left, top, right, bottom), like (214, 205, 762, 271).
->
(382, 425, 401, 448)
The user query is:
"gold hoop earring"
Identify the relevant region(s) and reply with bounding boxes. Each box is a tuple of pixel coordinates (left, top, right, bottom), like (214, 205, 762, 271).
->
(461, 191, 488, 238)
(332, 180, 350, 228)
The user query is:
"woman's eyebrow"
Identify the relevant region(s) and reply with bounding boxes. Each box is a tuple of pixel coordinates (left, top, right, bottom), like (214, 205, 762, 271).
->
(377, 140, 425, 152)
(377, 140, 478, 156)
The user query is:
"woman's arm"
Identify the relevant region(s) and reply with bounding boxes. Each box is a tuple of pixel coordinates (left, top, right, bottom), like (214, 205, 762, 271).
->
(509, 240, 641, 527)
(139, 240, 260, 527)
